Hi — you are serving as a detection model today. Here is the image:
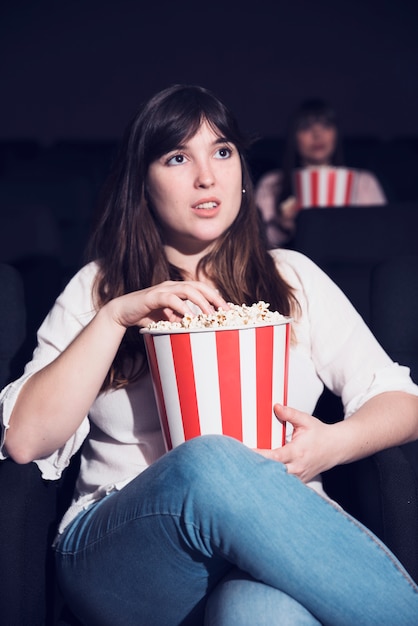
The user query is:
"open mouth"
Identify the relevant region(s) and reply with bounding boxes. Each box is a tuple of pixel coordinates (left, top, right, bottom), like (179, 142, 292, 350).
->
(194, 201, 218, 210)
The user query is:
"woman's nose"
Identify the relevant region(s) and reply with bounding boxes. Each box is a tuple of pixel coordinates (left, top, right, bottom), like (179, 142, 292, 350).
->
(311, 124, 323, 138)
(194, 160, 215, 188)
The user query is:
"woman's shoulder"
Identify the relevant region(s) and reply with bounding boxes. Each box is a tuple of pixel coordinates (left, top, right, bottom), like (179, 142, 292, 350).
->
(268, 248, 343, 298)
(269, 248, 319, 273)
(355, 169, 381, 188)
(63, 261, 99, 291)
(54, 261, 100, 312)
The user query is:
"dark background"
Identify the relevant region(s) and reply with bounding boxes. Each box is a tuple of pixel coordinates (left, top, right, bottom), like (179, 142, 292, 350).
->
(1, 0, 418, 144)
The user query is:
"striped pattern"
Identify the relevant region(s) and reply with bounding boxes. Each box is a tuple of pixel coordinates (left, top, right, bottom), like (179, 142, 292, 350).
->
(294, 167, 357, 208)
(144, 322, 290, 451)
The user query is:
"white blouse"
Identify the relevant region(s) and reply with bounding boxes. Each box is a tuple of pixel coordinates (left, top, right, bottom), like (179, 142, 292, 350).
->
(1, 249, 417, 534)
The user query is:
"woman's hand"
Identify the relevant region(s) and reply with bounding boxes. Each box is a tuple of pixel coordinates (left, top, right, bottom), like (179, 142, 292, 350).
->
(254, 404, 337, 483)
(107, 280, 229, 329)
(278, 196, 299, 233)
(280, 196, 299, 219)
(256, 393, 418, 484)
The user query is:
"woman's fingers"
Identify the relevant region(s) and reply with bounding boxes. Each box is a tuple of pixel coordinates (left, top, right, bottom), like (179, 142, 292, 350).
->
(273, 403, 310, 429)
(150, 281, 228, 315)
(110, 280, 229, 329)
(255, 404, 333, 482)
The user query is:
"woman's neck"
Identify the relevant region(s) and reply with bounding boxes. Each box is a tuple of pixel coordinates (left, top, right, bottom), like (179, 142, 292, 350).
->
(164, 245, 205, 281)
(164, 246, 219, 290)
(301, 158, 332, 168)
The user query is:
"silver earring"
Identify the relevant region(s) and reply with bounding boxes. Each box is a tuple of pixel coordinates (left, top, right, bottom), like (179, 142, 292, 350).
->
(242, 188, 246, 194)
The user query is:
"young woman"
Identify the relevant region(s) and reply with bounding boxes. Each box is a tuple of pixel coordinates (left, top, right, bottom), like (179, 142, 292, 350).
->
(255, 99, 387, 247)
(1, 85, 417, 626)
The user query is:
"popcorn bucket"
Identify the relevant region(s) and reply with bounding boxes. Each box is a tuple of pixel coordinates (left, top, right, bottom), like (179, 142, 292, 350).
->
(294, 167, 357, 208)
(141, 320, 291, 451)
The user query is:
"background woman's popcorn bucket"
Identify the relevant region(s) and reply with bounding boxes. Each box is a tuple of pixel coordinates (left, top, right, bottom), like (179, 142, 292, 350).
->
(141, 320, 291, 451)
(294, 167, 357, 208)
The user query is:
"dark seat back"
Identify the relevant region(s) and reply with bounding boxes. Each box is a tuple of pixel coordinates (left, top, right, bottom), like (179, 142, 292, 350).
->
(321, 254, 418, 583)
(370, 254, 418, 383)
(0, 264, 79, 625)
(290, 203, 418, 323)
(0, 263, 26, 388)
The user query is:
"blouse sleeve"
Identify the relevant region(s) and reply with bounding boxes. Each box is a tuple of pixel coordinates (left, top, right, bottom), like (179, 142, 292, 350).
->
(0, 262, 99, 479)
(254, 170, 283, 222)
(275, 250, 418, 417)
(354, 170, 387, 205)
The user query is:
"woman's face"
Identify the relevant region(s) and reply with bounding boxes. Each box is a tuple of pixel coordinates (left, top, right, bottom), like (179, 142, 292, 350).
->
(146, 120, 243, 258)
(295, 121, 337, 166)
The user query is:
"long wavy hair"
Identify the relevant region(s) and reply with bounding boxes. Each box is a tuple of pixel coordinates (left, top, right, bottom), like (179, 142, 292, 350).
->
(279, 98, 345, 203)
(87, 84, 299, 389)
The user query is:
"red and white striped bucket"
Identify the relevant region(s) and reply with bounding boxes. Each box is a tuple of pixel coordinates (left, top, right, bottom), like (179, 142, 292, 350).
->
(294, 167, 357, 208)
(142, 321, 291, 451)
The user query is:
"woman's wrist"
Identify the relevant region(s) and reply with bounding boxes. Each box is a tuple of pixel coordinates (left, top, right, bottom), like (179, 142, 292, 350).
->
(97, 300, 129, 337)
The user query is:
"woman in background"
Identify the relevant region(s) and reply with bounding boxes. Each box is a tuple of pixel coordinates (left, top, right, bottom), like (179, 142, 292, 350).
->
(255, 99, 387, 247)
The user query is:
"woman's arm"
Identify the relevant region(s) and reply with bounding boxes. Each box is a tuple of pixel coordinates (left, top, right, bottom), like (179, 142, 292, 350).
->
(254, 170, 282, 223)
(5, 281, 227, 464)
(255, 170, 297, 247)
(260, 250, 418, 482)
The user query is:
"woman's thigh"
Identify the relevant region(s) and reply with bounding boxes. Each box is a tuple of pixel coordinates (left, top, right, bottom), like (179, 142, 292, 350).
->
(55, 438, 238, 625)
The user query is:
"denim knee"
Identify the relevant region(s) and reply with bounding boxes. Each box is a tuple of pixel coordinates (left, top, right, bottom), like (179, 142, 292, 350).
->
(164, 434, 286, 523)
(168, 434, 258, 491)
(170, 433, 241, 468)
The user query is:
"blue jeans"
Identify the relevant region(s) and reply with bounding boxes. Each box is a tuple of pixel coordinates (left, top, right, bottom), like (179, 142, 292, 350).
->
(55, 435, 418, 625)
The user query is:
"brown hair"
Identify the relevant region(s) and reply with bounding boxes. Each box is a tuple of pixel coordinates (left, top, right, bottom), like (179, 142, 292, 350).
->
(86, 84, 299, 389)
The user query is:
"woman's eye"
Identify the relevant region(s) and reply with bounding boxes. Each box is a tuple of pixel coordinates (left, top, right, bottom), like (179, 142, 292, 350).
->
(215, 147, 232, 159)
(167, 154, 186, 166)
